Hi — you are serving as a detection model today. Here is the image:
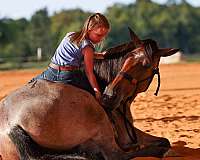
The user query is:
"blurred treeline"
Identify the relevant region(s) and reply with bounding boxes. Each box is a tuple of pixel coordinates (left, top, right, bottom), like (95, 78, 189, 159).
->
(0, 0, 200, 65)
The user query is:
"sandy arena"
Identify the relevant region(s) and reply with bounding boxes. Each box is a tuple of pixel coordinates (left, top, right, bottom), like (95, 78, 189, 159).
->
(0, 63, 200, 159)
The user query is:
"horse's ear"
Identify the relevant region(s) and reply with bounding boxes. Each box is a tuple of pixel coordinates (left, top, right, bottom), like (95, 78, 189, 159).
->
(128, 27, 142, 47)
(157, 48, 179, 57)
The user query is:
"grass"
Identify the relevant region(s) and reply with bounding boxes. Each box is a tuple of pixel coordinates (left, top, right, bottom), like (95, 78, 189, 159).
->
(0, 61, 49, 71)
(184, 54, 200, 62)
(0, 54, 200, 71)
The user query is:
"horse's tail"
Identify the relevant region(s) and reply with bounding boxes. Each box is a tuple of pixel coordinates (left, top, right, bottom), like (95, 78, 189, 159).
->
(8, 125, 92, 160)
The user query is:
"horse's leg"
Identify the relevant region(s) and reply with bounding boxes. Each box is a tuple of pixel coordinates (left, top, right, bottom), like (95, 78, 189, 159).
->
(131, 127, 170, 157)
(90, 113, 141, 160)
(111, 112, 170, 158)
(124, 104, 171, 155)
(134, 127, 170, 148)
(0, 133, 19, 160)
(110, 110, 138, 151)
(111, 104, 170, 158)
(8, 125, 94, 160)
(9, 124, 132, 160)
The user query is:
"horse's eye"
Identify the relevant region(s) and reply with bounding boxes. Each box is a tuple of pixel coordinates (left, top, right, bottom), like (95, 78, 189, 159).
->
(142, 59, 151, 68)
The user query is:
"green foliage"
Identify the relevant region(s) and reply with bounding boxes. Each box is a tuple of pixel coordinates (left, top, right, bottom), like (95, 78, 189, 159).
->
(0, 61, 49, 70)
(28, 8, 52, 58)
(0, 18, 30, 60)
(184, 54, 200, 62)
(51, 9, 90, 48)
(1, 0, 200, 70)
(105, 0, 200, 53)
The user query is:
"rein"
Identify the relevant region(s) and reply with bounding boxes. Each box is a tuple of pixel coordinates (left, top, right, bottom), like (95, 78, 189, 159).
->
(116, 104, 138, 144)
(116, 67, 160, 145)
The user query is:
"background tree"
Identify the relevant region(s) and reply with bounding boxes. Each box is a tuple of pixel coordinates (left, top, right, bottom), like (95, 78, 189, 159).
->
(0, 0, 200, 66)
(28, 8, 52, 59)
(0, 18, 30, 61)
(50, 9, 90, 53)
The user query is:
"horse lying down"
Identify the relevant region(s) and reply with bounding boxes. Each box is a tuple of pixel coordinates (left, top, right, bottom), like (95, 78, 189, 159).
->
(0, 28, 179, 160)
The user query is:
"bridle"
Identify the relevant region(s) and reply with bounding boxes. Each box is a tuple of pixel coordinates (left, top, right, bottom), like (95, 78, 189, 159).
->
(119, 67, 160, 97)
(116, 67, 160, 146)
(110, 46, 161, 148)
(119, 42, 161, 98)
(103, 44, 161, 150)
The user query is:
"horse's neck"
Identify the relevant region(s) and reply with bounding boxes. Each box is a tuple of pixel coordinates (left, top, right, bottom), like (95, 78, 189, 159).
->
(94, 58, 124, 91)
(117, 92, 138, 123)
(94, 41, 136, 92)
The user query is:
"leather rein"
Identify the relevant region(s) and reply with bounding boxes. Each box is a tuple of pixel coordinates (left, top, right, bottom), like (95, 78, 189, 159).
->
(116, 67, 161, 145)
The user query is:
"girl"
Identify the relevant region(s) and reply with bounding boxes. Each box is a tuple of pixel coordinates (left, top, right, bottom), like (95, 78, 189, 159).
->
(32, 13, 110, 102)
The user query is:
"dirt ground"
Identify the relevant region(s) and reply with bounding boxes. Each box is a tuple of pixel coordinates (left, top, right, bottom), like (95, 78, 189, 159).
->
(0, 63, 200, 159)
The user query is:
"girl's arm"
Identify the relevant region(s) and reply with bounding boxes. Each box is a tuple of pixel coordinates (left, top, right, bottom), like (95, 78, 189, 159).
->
(82, 46, 101, 100)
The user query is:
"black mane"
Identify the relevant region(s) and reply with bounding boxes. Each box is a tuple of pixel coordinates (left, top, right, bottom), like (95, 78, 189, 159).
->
(94, 41, 135, 92)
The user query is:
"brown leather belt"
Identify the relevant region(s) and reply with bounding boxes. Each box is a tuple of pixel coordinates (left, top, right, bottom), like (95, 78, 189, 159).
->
(49, 63, 79, 71)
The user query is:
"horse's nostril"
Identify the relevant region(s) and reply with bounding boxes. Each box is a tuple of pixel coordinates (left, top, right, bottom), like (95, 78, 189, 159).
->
(101, 93, 116, 104)
(101, 94, 117, 111)
(102, 94, 113, 100)
(113, 90, 117, 98)
(101, 94, 108, 102)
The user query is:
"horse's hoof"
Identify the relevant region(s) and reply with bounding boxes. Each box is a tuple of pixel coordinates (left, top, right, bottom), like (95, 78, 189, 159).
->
(163, 148, 182, 157)
(152, 138, 171, 148)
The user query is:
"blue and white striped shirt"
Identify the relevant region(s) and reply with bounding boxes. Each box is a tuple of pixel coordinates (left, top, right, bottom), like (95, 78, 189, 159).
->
(51, 32, 94, 67)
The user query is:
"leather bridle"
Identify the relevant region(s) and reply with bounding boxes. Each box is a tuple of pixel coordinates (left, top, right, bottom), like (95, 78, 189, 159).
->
(115, 67, 160, 147)
(118, 67, 160, 97)
(104, 44, 161, 149)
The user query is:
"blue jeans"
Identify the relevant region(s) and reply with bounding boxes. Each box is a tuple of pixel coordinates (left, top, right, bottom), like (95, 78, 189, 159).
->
(30, 67, 94, 95)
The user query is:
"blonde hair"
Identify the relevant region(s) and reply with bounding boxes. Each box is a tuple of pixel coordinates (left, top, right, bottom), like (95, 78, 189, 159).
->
(70, 13, 110, 47)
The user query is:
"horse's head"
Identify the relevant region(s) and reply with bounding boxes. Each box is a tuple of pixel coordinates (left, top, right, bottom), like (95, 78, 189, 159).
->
(101, 27, 179, 110)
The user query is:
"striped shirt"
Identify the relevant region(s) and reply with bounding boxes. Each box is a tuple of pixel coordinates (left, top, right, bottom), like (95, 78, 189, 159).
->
(51, 32, 94, 67)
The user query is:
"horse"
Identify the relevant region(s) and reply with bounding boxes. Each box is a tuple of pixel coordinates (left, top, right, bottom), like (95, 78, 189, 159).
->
(0, 28, 179, 160)
(100, 27, 179, 154)
(102, 28, 179, 109)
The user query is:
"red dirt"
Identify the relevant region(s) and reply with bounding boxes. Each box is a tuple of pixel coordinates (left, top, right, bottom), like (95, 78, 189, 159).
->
(0, 63, 200, 159)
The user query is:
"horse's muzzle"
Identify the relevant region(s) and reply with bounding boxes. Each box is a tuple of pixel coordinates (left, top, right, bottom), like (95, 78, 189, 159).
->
(101, 86, 118, 111)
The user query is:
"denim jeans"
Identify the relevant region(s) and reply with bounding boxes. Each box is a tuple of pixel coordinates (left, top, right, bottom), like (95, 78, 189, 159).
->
(30, 67, 94, 95)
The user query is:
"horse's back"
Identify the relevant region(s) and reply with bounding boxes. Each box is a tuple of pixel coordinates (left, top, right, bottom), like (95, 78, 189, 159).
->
(0, 80, 107, 150)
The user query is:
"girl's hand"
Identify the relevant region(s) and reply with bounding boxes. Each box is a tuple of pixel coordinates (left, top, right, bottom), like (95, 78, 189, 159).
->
(101, 51, 107, 56)
(94, 51, 107, 59)
(95, 90, 101, 102)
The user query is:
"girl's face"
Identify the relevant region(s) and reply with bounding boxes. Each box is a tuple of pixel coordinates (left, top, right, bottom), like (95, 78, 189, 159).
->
(87, 26, 109, 44)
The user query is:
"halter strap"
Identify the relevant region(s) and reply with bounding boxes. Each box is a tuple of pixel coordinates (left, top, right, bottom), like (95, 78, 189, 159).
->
(119, 68, 160, 96)
(119, 71, 135, 83)
(153, 68, 160, 96)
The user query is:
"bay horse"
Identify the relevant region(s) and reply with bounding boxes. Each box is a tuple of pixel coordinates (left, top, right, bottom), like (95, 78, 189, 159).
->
(0, 28, 179, 160)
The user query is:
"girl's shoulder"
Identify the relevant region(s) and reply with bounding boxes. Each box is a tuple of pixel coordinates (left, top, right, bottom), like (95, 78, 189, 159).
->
(66, 32, 75, 38)
(80, 39, 95, 50)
